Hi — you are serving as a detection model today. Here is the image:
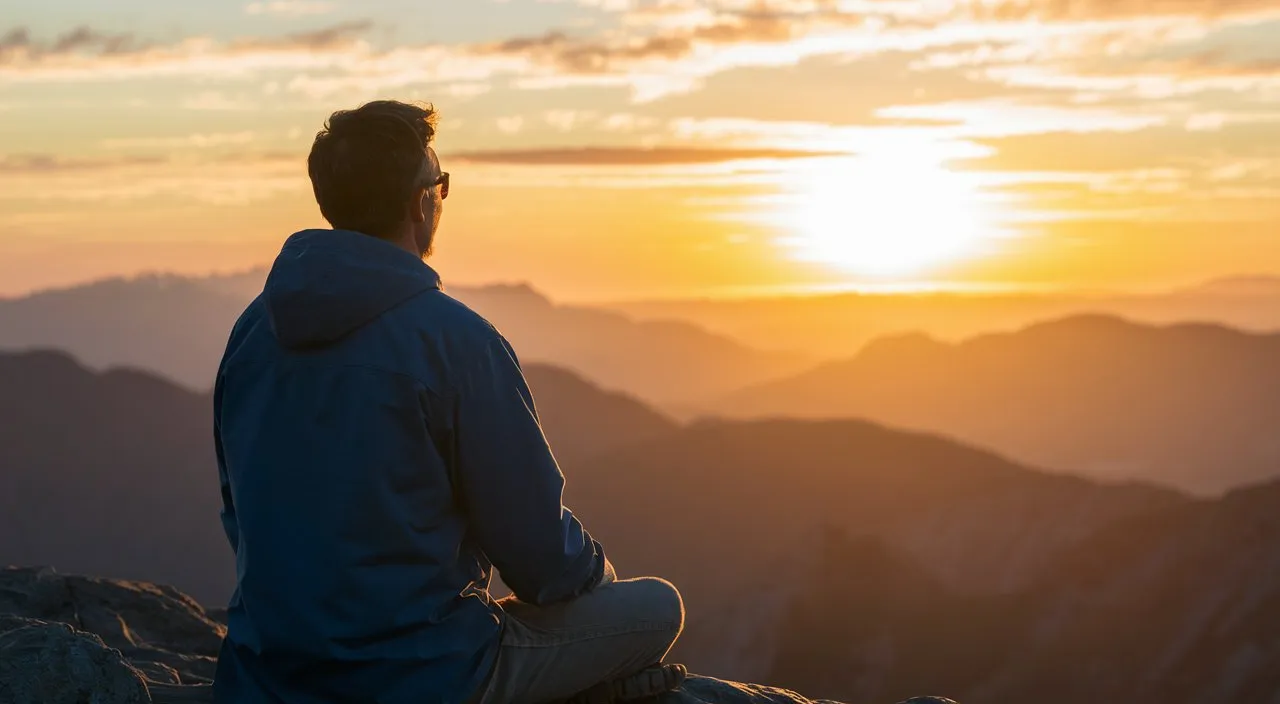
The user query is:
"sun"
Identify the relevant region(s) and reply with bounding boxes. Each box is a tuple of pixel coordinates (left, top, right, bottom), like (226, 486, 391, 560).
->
(772, 153, 1001, 277)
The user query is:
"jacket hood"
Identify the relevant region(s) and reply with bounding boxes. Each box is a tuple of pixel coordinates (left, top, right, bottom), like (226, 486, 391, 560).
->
(263, 229, 442, 349)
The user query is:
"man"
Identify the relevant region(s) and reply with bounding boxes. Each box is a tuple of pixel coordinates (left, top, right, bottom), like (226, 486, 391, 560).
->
(213, 100, 685, 704)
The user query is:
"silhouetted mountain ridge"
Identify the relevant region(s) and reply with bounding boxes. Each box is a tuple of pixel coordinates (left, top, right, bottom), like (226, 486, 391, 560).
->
(718, 314, 1280, 494)
(765, 474, 1280, 703)
(566, 417, 1182, 682)
(0, 270, 809, 403)
(613, 275, 1280, 358)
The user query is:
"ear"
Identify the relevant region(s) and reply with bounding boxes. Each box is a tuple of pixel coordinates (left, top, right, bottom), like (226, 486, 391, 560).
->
(409, 186, 429, 224)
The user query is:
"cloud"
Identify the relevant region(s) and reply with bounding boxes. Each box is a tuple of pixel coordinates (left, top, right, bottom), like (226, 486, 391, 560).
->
(0, 152, 304, 205)
(877, 98, 1170, 136)
(181, 91, 260, 111)
(981, 61, 1280, 99)
(484, 31, 693, 73)
(448, 145, 843, 165)
(0, 153, 167, 173)
(244, 1, 336, 16)
(966, 0, 1280, 21)
(479, 1, 865, 74)
(1143, 51, 1280, 77)
(99, 132, 258, 150)
(0, 21, 536, 99)
(666, 116, 992, 158)
(0, 25, 136, 58)
(0, 28, 30, 53)
(0, 19, 373, 68)
(229, 19, 372, 51)
(543, 109, 594, 131)
(964, 121, 1280, 172)
(496, 116, 526, 134)
(1, 0, 1276, 110)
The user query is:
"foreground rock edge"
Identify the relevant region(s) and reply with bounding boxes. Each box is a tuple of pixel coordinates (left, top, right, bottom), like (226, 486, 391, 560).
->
(0, 567, 957, 704)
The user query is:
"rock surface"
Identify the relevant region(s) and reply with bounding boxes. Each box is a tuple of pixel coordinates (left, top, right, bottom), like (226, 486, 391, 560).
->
(0, 567, 954, 704)
(0, 616, 150, 704)
(0, 567, 223, 686)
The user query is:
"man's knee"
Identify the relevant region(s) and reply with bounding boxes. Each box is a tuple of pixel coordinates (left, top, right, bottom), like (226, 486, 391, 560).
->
(610, 577, 683, 667)
(651, 578, 685, 633)
(622, 577, 684, 634)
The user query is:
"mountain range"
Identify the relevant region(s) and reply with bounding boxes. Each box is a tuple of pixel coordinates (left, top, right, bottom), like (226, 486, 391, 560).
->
(613, 275, 1280, 358)
(563, 416, 1182, 684)
(714, 315, 1280, 494)
(768, 478, 1280, 703)
(0, 272, 810, 405)
(12, 348, 1274, 703)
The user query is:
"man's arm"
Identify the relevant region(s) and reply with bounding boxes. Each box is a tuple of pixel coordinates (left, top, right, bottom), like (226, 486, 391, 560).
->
(214, 371, 240, 552)
(454, 335, 606, 606)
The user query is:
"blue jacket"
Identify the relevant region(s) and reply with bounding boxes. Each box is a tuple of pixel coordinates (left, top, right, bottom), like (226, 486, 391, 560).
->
(213, 229, 607, 704)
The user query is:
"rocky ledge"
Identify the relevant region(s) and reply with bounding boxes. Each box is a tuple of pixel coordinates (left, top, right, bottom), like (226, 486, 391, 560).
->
(0, 567, 955, 704)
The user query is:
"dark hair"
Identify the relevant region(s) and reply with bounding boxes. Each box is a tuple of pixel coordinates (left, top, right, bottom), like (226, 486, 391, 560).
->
(307, 100, 438, 238)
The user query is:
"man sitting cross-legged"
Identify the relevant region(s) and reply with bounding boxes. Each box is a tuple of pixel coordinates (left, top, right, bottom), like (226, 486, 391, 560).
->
(212, 99, 685, 704)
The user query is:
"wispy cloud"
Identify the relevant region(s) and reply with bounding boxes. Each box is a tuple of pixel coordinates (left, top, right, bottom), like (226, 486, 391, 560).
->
(1, 0, 1273, 108)
(0, 25, 137, 57)
(0, 153, 167, 173)
(244, 1, 337, 16)
(0, 152, 305, 205)
(231, 19, 371, 51)
(877, 98, 1170, 136)
(964, 0, 1280, 21)
(99, 131, 257, 150)
(450, 145, 843, 165)
(495, 115, 526, 134)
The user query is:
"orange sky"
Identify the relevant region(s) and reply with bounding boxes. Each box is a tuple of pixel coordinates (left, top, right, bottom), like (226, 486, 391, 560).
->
(2, 1, 1279, 301)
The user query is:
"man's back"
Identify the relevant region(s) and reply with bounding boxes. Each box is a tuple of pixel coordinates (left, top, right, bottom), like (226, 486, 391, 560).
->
(213, 228, 604, 704)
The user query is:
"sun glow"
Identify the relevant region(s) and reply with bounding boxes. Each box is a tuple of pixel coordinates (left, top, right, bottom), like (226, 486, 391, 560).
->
(769, 151, 1006, 277)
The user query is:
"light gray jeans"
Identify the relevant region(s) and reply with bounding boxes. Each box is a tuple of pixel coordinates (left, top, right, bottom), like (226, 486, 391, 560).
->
(476, 571, 685, 704)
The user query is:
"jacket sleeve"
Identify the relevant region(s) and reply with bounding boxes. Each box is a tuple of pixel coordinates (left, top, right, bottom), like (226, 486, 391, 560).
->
(453, 335, 606, 605)
(214, 371, 240, 552)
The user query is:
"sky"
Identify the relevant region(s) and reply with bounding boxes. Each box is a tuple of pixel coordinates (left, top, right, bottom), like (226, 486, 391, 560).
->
(1, 0, 1278, 301)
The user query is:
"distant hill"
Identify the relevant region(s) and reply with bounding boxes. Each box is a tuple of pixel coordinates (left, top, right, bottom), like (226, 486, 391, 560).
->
(767, 479, 1280, 703)
(0, 272, 810, 403)
(451, 283, 811, 404)
(564, 418, 1182, 682)
(611, 275, 1280, 359)
(1186, 274, 1280, 298)
(0, 276, 249, 392)
(0, 351, 678, 603)
(522, 365, 679, 465)
(0, 350, 224, 597)
(986, 478, 1280, 703)
(716, 315, 1280, 494)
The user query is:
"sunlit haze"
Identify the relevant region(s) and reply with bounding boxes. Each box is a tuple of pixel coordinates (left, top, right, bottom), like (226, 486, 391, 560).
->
(2, 0, 1279, 300)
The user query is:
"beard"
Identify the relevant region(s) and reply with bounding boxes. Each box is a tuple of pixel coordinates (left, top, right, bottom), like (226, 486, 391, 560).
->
(416, 205, 442, 258)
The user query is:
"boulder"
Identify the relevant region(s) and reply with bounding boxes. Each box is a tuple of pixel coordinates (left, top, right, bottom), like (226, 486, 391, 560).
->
(0, 567, 222, 684)
(668, 677, 955, 704)
(0, 567, 957, 704)
(0, 616, 150, 704)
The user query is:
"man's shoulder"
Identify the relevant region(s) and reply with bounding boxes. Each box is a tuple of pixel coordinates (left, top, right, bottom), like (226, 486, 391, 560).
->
(387, 290, 512, 388)
(220, 295, 267, 360)
(397, 288, 503, 342)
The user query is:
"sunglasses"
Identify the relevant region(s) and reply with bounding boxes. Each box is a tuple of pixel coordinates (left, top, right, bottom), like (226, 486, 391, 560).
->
(430, 171, 450, 200)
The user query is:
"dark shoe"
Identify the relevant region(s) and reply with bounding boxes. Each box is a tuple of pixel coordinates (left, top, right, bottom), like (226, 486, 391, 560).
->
(564, 663, 688, 704)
